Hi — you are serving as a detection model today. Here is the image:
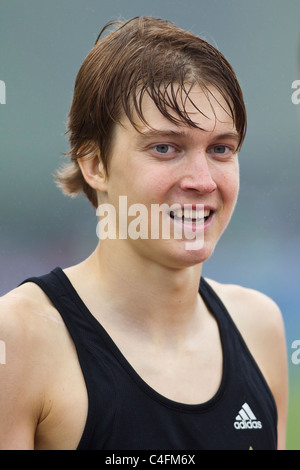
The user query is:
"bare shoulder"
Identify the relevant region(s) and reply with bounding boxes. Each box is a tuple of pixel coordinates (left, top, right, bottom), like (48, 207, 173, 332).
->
(204, 277, 284, 335)
(0, 280, 63, 317)
(203, 277, 287, 387)
(0, 280, 66, 383)
(0, 282, 65, 349)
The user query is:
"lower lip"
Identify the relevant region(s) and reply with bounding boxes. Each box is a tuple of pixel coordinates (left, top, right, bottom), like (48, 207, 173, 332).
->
(169, 211, 214, 232)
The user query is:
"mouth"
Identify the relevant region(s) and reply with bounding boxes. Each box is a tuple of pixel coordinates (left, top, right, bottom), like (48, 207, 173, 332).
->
(169, 207, 213, 225)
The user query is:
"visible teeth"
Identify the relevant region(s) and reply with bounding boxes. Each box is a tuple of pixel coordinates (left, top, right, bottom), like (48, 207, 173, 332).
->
(171, 209, 210, 220)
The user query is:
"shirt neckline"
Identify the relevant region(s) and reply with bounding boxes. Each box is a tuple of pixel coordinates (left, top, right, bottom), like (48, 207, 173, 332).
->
(53, 267, 231, 413)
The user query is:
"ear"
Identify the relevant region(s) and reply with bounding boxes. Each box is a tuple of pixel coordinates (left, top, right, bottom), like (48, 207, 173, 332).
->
(77, 153, 108, 194)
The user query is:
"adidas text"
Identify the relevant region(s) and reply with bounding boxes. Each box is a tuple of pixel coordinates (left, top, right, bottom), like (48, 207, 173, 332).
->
(234, 420, 262, 430)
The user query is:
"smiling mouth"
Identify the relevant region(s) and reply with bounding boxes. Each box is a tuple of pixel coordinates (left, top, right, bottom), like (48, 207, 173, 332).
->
(169, 208, 212, 224)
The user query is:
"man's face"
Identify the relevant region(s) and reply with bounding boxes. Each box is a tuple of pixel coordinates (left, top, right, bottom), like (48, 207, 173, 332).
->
(99, 85, 240, 268)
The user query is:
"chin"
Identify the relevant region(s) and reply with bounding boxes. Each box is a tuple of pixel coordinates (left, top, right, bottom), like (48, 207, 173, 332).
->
(157, 240, 216, 269)
(180, 247, 214, 267)
(131, 236, 217, 270)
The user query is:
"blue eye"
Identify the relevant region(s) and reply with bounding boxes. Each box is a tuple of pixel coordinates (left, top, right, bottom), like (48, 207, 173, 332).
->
(212, 145, 227, 154)
(207, 145, 233, 156)
(155, 144, 170, 154)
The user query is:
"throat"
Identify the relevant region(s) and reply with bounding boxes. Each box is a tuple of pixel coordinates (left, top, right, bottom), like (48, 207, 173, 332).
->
(122, 286, 204, 347)
(69, 246, 203, 338)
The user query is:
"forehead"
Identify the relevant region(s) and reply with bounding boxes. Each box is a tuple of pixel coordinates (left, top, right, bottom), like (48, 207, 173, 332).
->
(119, 84, 237, 138)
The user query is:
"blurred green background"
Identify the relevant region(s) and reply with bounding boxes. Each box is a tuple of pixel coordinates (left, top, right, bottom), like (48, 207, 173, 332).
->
(0, 0, 299, 449)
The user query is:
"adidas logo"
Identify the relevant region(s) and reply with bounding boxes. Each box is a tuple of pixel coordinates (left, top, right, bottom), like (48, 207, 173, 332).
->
(234, 403, 262, 430)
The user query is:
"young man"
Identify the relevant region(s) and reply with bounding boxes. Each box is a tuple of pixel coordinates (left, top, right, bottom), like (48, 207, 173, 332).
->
(0, 17, 288, 450)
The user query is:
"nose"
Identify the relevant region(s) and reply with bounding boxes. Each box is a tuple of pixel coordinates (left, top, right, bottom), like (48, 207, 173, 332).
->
(179, 152, 217, 194)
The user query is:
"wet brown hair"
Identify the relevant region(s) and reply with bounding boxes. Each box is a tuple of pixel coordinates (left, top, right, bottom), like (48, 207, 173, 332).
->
(55, 16, 247, 208)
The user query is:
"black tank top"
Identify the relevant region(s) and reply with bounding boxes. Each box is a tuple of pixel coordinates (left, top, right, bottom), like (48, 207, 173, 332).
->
(21, 267, 277, 450)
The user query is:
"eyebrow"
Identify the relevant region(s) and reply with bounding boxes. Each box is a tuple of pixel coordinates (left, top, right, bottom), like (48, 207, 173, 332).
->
(136, 128, 240, 142)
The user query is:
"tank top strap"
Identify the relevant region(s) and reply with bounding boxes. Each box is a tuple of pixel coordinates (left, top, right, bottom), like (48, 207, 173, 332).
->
(200, 276, 277, 417)
(20, 267, 83, 337)
(19, 267, 97, 383)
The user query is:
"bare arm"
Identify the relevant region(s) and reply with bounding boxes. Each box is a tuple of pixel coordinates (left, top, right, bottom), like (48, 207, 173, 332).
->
(0, 283, 89, 450)
(0, 289, 47, 449)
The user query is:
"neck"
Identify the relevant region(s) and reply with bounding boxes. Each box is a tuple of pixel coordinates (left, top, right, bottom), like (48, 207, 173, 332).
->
(72, 240, 204, 343)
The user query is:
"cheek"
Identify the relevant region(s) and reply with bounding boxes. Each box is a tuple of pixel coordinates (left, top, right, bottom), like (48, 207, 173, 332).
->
(219, 166, 240, 207)
(108, 164, 171, 207)
(130, 166, 174, 203)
